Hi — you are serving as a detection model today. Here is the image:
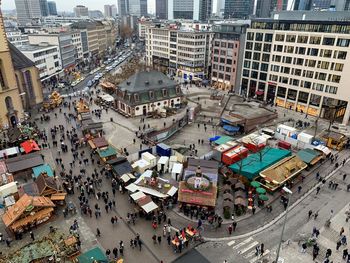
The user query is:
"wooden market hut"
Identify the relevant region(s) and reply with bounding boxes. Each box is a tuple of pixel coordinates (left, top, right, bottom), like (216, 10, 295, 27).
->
(2, 194, 56, 233)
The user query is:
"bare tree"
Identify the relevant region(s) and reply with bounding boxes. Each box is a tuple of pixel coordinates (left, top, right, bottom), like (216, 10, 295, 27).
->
(120, 25, 133, 40)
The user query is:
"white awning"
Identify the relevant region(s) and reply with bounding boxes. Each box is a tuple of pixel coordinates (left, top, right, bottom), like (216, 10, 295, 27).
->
(134, 169, 152, 184)
(171, 163, 183, 174)
(0, 147, 20, 158)
(130, 191, 146, 201)
(100, 94, 114, 102)
(158, 156, 169, 165)
(125, 183, 139, 193)
(136, 185, 167, 198)
(120, 173, 131, 183)
(141, 201, 158, 213)
(315, 145, 331, 156)
(167, 186, 178, 197)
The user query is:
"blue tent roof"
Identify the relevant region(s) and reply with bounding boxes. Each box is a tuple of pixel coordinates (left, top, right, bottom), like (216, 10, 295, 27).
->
(223, 125, 240, 132)
(209, 135, 221, 142)
(32, 164, 54, 178)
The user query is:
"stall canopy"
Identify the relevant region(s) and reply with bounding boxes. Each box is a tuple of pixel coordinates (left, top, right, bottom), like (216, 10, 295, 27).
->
(137, 195, 158, 213)
(229, 147, 292, 181)
(77, 247, 108, 263)
(100, 94, 115, 102)
(125, 183, 139, 193)
(0, 147, 20, 159)
(172, 163, 183, 174)
(97, 146, 117, 158)
(209, 135, 221, 142)
(0, 161, 7, 174)
(223, 125, 240, 133)
(130, 191, 146, 201)
(297, 148, 322, 165)
(91, 137, 108, 149)
(32, 164, 54, 178)
(214, 136, 233, 145)
(120, 173, 135, 183)
(5, 153, 44, 173)
(20, 140, 40, 154)
(112, 159, 132, 176)
(314, 145, 331, 156)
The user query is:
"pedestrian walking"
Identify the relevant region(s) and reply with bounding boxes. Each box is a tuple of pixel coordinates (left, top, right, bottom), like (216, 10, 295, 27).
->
(138, 239, 142, 251)
(336, 240, 342, 251)
(316, 186, 321, 195)
(344, 173, 348, 181)
(260, 243, 264, 256)
(96, 228, 101, 237)
(343, 248, 349, 259)
(252, 206, 256, 215)
(314, 211, 319, 220)
(232, 221, 237, 231)
(157, 235, 162, 244)
(167, 235, 171, 245)
(112, 247, 118, 259)
(105, 249, 111, 259)
(152, 235, 157, 244)
(308, 210, 313, 219)
(340, 226, 345, 236)
(30, 231, 35, 241)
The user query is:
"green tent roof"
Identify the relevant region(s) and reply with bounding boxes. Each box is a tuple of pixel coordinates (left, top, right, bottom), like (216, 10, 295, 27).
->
(214, 136, 233, 145)
(297, 148, 320, 164)
(32, 164, 54, 178)
(77, 247, 108, 263)
(229, 147, 292, 181)
(97, 146, 117, 158)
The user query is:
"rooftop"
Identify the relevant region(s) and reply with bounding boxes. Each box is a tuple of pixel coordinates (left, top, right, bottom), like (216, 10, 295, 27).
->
(118, 71, 177, 93)
(18, 44, 57, 52)
(8, 42, 35, 70)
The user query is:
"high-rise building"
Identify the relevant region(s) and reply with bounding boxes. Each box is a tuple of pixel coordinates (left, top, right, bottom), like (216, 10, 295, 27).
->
(15, 0, 49, 26)
(145, 21, 213, 79)
(111, 5, 118, 16)
(255, 0, 273, 17)
(104, 5, 113, 17)
(74, 5, 89, 17)
(224, 0, 254, 19)
(129, 0, 148, 17)
(240, 18, 350, 125)
(211, 22, 249, 91)
(156, 0, 168, 19)
(118, 0, 130, 16)
(199, 0, 212, 21)
(47, 1, 57, 15)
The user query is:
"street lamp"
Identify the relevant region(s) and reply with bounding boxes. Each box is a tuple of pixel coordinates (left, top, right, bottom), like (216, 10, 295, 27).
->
(275, 186, 293, 263)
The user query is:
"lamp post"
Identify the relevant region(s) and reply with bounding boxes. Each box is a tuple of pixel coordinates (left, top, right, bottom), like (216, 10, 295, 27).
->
(275, 186, 293, 263)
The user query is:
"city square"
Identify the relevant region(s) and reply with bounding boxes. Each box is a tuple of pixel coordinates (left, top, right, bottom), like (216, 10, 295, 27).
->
(1, 1, 350, 263)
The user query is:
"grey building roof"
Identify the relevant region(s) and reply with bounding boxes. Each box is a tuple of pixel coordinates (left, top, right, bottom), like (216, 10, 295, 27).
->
(118, 70, 177, 92)
(116, 71, 183, 106)
(8, 42, 35, 70)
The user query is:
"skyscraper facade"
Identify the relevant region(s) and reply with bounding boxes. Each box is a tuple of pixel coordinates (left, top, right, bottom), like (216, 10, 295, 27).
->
(129, 0, 148, 17)
(224, 0, 254, 19)
(118, 0, 129, 16)
(199, 0, 212, 21)
(74, 5, 89, 17)
(47, 1, 57, 15)
(156, 0, 168, 19)
(104, 5, 113, 17)
(15, 0, 48, 26)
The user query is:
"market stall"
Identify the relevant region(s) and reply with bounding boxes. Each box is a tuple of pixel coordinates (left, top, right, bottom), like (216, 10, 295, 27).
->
(141, 152, 157, 168)
(157, 156, 169, 173)
(96, 146, 117, 162)
(137, 195, 158, 214)
(0, 147, 20, 159)
(32, 164, 54, 178)
(222, 145, 249, 166)
(132, 159, 151, 174)
(297, 148, 322, 166)
(5, 153, 44, 179)
(2, 194, 55, 233)
(259, 155, 307, 192)
(212, 142, 237, 162)
(171, 163, 183, 181)
(20, 140, 40, 154)
(88, 137, 109, 150)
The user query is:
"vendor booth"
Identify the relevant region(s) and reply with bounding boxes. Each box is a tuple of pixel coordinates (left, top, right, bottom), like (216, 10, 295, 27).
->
(88, 137, 109, 150)
(20, 140, 40, 154)
(2, 194, 55, 233)
(5, 153, 44, 179)
(157, 156, 169, 173)
(240, 133, 267, 153)
(96, 146, 117, 162)
(32, 164, 54, 178)
(259, 155, 307, 192)
(229, 147, 292, 181)
(297, 148, 322, 166)
(171, 163, 183, 181)
(156, 143, 172, 157)
(132, 159, 151, 174)
(212, 143, 237, 162)
(222, 146, 249, 166)
(169, 155, 178, 171)
(141, 152, 157, 168)
(0, 147, 21, 159)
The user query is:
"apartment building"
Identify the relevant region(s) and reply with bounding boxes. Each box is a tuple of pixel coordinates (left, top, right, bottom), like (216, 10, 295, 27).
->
(5, 29, 29, 47)
(240, 19, 350, 124)
(211, 22, 249, 91)
(18, 43, 61, 80)
(145, 22, 213, 80)
(28, 33, 76, 69)
(71, 31, 83, 60)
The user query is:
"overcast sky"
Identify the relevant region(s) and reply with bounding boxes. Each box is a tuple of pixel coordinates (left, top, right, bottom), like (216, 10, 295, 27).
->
(2, 0, 156, 13)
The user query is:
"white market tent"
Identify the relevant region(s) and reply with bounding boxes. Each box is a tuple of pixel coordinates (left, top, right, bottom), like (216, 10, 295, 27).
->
(120, 173, 135, 183)
(0, 147, 20, 159)
(314, 145, 331, 156)
(100, 94, 114, 102)
(167, 186, 178, 197)
(125, 183, 139, 193)
(142, 201, 158, 213)
(171, 163, 183, 181)
(136, 185, 168, 198)
(134, 170, 153, 184)
(130, 191, 146, 201)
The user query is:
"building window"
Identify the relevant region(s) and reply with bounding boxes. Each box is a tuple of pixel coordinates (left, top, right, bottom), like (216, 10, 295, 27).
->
(320, 49, 332, 58)
(228, 43, 234, 48)
(337, 51, 347, 59)
(247, 32, 254, 40)
(297, 35, 308, 43)
(252, 61, 259, 70)
(221, 42, 227, 48)
(5, 96, 14, 109)
(274, 45, 283, 52)
(286, 35, 296, 42)
(212, 71, 217, 77)
(264, 33, 273, 42)
(331, 75, 341, 83)
(214, 41, 220, 47)
(246, 42, 253, 50)
(336, 38, 350, 47)
(253, 53, 261, 60)
(245, 51, 252, 59)
(309, 36, 321, 44)
(226, 67, 231, 72)
(251, 71, 258, 79)
(243, 69, 249, 77)
(260, 63, 268, 72)
(263, 44, 271, 52)
(220, 58, 225, 63)
(275, 34, 285, 41)
(227, 59, 232, 65)
(218, 73, 224, 79)
(254, 43, 262, 51)
(334, 63, 344, 71)
(259, 73, 267, 81)
(322, 37, 335, 46)
(243, 60, 250, 68)
(225, 75, 230, 81)
(255, 33, 263, 41)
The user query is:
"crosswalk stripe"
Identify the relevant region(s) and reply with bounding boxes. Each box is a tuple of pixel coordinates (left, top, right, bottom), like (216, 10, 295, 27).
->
(244, 250, 258, 259)
(238, 241, 259, 255)
(232, 237, 253, 250)
(227, 240, 236, 246)
(249, 249, 270, 263)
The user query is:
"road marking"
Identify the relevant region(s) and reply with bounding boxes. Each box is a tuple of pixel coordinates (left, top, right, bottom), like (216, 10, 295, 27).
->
(244, 250, 258, 259)
(238, 241, 259, 255)
(232, 237, 253, 250)
(227, 240, 236, 246)
(249, 249, 270, 263)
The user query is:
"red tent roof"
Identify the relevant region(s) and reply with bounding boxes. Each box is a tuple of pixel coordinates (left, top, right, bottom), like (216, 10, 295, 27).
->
(20, 140, 40, 154)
